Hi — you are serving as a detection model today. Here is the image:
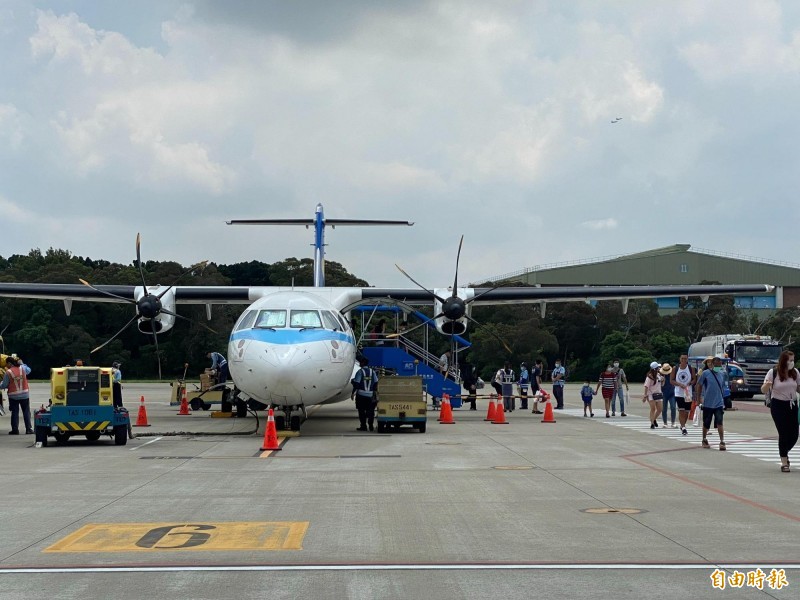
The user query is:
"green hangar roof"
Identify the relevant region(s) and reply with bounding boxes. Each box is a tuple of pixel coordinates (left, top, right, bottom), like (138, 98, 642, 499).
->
(479, 245, 800, 288)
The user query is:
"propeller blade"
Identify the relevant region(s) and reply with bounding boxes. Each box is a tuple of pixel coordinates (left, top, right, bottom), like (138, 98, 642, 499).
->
(79, 279, 137, 304)
(386, 312, 445, 338)
(394, 264, 447, 303)
(155, 260, 209, 299)
(150, 318, 162, 380)
(90, 314, 139, 354)
(160, 307, 217, 334)
(135, 233, 148, 291)
(464, 314, 512, 354)
(466, 281, 506, 305)
(452, 235, 463, 293)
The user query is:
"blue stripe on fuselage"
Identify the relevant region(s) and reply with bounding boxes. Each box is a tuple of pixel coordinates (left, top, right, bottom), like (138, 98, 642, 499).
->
(230, 328, 355, 345)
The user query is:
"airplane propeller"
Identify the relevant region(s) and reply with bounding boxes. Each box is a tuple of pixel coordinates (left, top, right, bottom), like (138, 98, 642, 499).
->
(79, 233, 214, 379)
(393, 236, 513, 354)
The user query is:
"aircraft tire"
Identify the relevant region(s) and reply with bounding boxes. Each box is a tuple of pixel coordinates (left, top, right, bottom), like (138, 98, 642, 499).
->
(290, 415, 301, 431)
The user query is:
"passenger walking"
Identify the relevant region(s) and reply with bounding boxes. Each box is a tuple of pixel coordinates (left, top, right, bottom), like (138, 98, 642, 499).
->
(671, 354, 696, 436)
(351, 356, 379, 432)
(643, 361, 664, 429)
(518, 363, 530, 410)
(0, 356, 32, 435)
(660, 363, 677, 428)
(460, 361, 479, 410)
(596, 364, 617, 418)
(551, 360, 566, 409)
(696, 356, 727, 450)
(580, 380, 595, 417)
(611, 359, 629, 416)
(530, 360, 544, 413)
(761, 350, 800, 472)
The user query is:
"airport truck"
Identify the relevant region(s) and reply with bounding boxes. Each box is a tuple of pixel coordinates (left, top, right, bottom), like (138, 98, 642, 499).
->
(34, 366, 131, 446)
(376, 375, 427, 433)
(687, 334, 781, 398)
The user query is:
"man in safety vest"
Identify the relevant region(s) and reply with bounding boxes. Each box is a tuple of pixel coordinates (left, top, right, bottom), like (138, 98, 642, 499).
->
(351, 356, 379, 432)
(0, 356, 32, 435)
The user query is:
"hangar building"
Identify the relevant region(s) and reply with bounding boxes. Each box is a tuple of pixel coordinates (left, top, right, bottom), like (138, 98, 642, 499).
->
(478, 244, 800, 314)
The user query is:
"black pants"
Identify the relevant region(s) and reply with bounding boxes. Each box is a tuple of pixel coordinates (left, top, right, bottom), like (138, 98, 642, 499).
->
(355, 395, 375, 429)
(770, 400, 799, 458)
(553, 385, 564, 408)
(9, 397, 32, 433)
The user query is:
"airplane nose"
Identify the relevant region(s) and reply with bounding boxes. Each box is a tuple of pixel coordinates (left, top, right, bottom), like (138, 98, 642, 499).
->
(263, 344, 311, 397)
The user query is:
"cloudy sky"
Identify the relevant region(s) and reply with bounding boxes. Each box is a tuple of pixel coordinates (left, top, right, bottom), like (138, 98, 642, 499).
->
(1, 1, 799, 288)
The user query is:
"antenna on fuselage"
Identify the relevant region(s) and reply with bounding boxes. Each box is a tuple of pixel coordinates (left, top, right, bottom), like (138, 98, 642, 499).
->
(226, 203, 414, 287)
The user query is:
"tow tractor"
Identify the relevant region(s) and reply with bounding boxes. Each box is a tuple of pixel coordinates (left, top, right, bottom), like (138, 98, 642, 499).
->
(34, 366, 131, 446)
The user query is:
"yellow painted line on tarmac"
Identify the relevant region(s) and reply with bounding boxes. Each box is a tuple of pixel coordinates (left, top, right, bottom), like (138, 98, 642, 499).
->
(44, 521, 309, 553)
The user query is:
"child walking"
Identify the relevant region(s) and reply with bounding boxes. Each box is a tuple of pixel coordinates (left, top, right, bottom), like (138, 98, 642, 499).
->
(580, 381, 595, 417)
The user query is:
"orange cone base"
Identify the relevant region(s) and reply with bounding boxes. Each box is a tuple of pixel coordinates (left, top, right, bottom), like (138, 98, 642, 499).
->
(492, 405, 509, 424)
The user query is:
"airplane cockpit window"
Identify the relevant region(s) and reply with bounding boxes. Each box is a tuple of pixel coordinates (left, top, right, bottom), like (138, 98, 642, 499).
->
(290, 310, 322, 328)
(234, 310, 258, 332)
(256, 310, 287, 328)
(335, 312, 349, 331)
(321, 311, 341, 331)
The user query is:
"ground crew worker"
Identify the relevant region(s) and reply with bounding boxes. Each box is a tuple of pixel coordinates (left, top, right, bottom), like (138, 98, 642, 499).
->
(0, 356, 32, 435)
(351, 356, 379, 432)
(207, 351, 229, 384)
(112, 361, 135, 439)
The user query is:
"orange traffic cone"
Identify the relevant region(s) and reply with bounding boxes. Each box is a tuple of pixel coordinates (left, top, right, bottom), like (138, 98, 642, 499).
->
(484, 394, 497, 422)
(260, 408, 281, 451)
(541, 399, 556, 423)
(133, 395, 151, 427)
(492, 396, 509, 424)
(177, 387, 191, 415)
(439, 394, 455, 424)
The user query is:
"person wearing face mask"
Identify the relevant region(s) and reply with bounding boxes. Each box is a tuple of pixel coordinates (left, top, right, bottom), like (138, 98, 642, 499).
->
(761, 350, 800, 473)
(551, 360, 566, 409)
(611, 358, 629, 416)
(696, 356, 727, 451)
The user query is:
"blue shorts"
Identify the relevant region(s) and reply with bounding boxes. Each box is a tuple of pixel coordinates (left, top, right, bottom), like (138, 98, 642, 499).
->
(582, 397, 593, 405)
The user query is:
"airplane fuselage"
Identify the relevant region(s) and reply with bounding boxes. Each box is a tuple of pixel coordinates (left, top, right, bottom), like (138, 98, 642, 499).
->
(227, 291, 358, 408)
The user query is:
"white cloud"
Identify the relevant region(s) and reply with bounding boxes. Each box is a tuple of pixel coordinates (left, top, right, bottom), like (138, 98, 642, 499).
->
(582, 218, 618, 231)
(0, 103, 24, 150)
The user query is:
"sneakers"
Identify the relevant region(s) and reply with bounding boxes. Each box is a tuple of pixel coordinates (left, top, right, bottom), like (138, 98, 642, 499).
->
(653, 421, 659, 428)
(611, 412, 616, 417)
(681, 427, 688, 436)
(672, 423, 678, 429)
(701, 439, 710, 449)
(719, 442, 726, 451)
(650, 422, 655, 429)
(590, 413, 595, 417)
(8, 430, 19, 435)
(620, 413, 627, 417)
(25, 429, 34, 434)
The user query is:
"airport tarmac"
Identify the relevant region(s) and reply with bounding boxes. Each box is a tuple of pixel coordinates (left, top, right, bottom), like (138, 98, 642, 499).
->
(0, 382, 798, 599)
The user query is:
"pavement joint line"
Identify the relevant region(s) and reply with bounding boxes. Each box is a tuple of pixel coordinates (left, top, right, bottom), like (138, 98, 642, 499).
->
(2, 563, 800, 574)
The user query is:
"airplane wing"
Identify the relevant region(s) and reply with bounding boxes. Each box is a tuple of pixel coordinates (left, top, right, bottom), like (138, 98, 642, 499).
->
(362, 284, 774, 305)
(0, 283, 254, 304)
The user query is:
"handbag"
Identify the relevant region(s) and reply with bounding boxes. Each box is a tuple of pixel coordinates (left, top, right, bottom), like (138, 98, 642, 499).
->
(651, 392, 664, 401)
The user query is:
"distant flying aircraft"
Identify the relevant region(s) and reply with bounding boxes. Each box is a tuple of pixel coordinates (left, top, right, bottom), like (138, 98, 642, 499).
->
(0, 204, 773, 430)
(611, 117, 623, 123)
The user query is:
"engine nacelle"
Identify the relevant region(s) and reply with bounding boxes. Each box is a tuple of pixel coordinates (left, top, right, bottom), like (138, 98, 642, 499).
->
(433, 287, 472, 336)
(134, 286, 177, 334)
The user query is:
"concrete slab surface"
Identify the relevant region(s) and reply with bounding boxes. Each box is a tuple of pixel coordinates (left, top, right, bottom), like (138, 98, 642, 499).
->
(0, 382, 797, 599)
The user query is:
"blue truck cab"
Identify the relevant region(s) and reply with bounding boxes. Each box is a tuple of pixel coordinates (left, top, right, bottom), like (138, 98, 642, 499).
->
(34, 366, 130, 446)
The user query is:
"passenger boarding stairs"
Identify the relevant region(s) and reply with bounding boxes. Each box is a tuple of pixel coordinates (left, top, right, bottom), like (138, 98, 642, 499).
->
(361, 335, 465, 407)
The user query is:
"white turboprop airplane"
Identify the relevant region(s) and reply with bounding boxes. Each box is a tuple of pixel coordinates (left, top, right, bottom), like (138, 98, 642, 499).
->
(0, 204, 774, 430)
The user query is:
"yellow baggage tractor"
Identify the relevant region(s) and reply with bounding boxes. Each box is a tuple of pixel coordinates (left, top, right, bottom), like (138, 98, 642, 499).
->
(376, 376, 427, 433)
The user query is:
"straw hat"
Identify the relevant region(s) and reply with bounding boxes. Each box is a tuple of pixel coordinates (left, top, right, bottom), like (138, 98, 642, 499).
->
(659, 363, 673, 375)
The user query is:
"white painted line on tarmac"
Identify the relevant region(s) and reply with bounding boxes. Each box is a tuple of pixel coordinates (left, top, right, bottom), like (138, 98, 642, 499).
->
(130, 436, 162, 451)
(561, 408, 797, 465)
(2, 563, 800, 574)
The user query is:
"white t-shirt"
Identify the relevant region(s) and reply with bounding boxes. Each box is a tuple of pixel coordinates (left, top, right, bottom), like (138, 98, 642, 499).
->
(673, 365, 693, 399)
(764, 369, 800, 401)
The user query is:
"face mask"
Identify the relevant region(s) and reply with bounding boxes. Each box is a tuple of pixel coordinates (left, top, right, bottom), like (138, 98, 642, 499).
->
(613, 362, 619, 368)
(789, 361, 795, 370)
(713, 366, 722, 373)
(584, 383, 590, 387)
(555, 363, 561, 368)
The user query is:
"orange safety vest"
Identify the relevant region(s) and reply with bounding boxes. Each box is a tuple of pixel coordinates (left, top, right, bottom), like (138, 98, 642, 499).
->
(6, 366, 29, 397)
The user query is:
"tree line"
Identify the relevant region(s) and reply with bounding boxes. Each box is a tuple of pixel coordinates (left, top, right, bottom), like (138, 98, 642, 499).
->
(1, 247, 796, 382)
